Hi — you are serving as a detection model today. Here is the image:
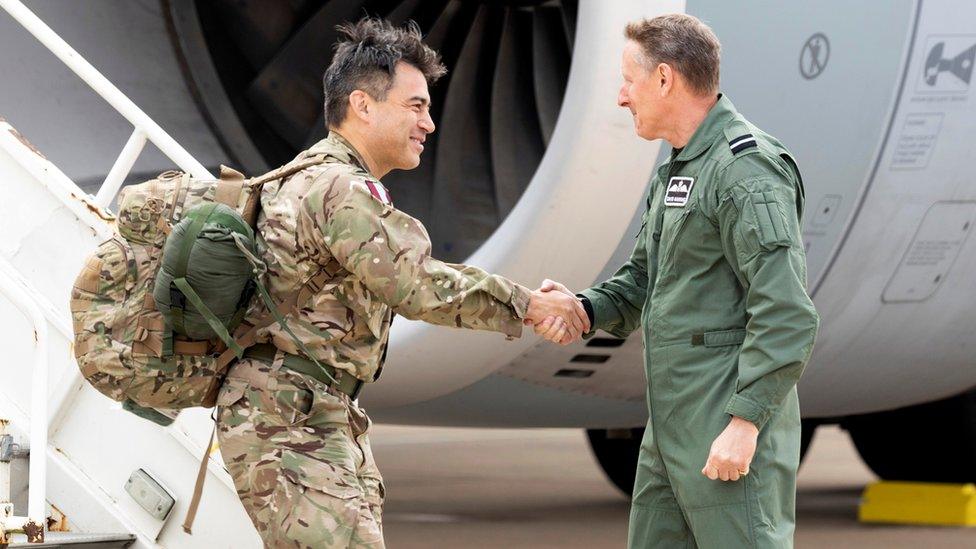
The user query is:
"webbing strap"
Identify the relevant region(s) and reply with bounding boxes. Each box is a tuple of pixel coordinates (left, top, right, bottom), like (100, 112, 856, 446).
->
(172, 338, 209, 355)
(173, 277, 244, 358)
(215, 323, 260, 371)
(169, 173, 190, 224)
(250, 154, 327, 186)
(182, 423, 216, 534)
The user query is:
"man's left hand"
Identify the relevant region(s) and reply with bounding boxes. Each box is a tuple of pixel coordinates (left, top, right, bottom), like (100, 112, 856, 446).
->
(701, 416, 759, 482)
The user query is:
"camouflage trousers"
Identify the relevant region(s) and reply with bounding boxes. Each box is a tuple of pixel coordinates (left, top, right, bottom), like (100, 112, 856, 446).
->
(216, 355, 385, 548)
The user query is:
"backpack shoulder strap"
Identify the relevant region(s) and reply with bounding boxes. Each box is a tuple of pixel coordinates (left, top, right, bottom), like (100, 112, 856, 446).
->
(239, 154, 330, 226)
(251, 153, 329, 187)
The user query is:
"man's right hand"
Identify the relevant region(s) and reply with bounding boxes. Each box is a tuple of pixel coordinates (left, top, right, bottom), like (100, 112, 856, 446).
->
(526, 279, 590, 345)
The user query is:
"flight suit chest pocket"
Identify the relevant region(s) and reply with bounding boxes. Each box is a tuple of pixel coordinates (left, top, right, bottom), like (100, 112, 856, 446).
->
(659, 207, 695, 263)
(663, 206, 693, 232)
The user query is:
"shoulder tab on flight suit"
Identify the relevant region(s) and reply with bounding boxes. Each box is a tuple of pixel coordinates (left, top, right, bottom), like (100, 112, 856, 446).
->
(724, 121, 758, 155)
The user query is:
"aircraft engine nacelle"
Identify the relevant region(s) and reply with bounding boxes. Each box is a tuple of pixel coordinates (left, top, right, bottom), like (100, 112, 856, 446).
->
(1, 0, 974, 430)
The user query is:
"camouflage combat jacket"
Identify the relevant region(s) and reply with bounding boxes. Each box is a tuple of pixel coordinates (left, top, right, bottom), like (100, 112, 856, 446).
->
(253, 132, 530, 381)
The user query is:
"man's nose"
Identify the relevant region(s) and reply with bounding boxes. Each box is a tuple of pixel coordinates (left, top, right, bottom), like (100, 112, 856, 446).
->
(419, 110, 435, 133)
(617, 88, 628, 108)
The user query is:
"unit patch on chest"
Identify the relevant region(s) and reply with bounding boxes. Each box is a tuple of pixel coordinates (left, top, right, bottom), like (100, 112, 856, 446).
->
(665, 177, 695, 207)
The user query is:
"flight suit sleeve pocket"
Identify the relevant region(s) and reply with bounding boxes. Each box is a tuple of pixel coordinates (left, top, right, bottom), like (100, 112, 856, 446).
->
(747, 191, 792, 250)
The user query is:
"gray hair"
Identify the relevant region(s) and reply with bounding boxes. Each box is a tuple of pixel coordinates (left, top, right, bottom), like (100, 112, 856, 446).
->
(625, 14, 721, 96)
(323, 17, 447, 128)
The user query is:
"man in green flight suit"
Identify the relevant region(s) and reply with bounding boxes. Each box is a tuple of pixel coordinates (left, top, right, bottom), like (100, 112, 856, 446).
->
(535, 14, 819, 548)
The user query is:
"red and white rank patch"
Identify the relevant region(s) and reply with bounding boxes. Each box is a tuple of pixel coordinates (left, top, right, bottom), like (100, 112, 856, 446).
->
(365, 180, 393, 206)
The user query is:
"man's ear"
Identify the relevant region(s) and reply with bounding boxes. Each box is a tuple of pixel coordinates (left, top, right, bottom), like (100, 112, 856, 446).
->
(348, 90, 372, 122)
(658, 63, 674, 96)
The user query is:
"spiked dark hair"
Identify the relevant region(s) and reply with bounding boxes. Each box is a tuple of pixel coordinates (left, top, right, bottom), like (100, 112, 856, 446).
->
(323, 17, 447, 128)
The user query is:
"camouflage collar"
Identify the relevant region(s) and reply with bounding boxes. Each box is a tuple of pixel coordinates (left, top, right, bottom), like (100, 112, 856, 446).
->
(672, 93, 738, 163)
(308, 132, 375, 177)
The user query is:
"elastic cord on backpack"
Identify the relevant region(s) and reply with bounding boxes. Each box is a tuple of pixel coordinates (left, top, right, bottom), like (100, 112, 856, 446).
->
(172, 277, 245, 358)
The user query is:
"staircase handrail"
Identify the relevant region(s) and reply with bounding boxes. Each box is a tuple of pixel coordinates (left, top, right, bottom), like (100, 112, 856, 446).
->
(0, 0, 214, 209)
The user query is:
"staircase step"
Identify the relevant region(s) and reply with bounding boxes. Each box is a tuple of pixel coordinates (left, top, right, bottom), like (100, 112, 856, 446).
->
(7, 532, 135, 548)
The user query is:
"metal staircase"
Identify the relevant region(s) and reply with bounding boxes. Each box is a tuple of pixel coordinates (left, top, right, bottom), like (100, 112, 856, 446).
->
(0, 1, 258, 546)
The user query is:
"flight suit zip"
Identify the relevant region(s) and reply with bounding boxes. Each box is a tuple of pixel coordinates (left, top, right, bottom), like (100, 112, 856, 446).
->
(653, 156, 689, 269)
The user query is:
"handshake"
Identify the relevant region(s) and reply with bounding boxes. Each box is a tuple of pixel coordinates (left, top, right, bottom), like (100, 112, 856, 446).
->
(524, 279, 590, 345)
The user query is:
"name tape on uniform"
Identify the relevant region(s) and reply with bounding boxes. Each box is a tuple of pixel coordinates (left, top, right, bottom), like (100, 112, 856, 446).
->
(665, 177, 695, 207)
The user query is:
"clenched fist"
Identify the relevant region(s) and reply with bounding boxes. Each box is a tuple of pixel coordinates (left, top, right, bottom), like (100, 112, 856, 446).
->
(701, 416, 758, 482)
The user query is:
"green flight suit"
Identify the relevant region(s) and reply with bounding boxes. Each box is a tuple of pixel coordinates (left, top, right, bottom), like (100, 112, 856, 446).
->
(580, 95, 819, 548)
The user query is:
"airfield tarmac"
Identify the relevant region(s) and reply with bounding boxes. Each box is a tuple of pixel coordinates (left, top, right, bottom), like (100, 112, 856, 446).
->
(371, 425, 975, 548)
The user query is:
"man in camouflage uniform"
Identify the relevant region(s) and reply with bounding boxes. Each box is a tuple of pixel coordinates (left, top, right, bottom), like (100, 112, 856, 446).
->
(215, 18, 588, 548)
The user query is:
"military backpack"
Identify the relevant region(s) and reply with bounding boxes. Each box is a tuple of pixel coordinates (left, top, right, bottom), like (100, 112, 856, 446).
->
(69, 153, 335, 425)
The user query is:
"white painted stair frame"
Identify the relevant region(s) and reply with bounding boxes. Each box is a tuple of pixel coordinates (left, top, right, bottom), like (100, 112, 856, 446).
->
(0, 0, 260, 546)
